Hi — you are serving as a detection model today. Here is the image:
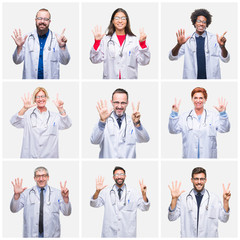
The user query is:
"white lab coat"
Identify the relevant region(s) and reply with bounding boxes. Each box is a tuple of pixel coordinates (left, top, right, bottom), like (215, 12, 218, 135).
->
(13, 29, 70, 79)
(90, 185, 150, 238)
(10, 185, 71, 238)
(90, 33, 150, 79)
(10, 108, 72, 158)
(168, 109, 230, 158)
(168, 190, 229, 237)
(90, 113, 150, 158)
(169, 31, 230, 79)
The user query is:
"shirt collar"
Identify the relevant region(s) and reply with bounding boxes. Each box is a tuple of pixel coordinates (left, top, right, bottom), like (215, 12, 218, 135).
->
(195, 31, 207, 38)
(114, 184, 126, 191)
(36, 184, 48, 193)
(193, 188, 205, 196)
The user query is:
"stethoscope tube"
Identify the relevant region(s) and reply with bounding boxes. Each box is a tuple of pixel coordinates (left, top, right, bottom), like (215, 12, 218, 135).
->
(189, 31, 209, 53)
(30, 108, 50, 128)
(186, 109, 207, 130)
(29, 186, 51, 205)
(186, 188, 210, 211)
(110, 184, 127, 206)
(28, 30, 53, 51)
(107, 35, 126, 58)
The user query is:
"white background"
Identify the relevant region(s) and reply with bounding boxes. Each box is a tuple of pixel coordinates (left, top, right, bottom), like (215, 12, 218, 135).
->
(161, 160, 238, 238)
(82, 161, 159, 237)
(161, 2, 238, 79)
(82, 81, 159, 158)
(2, 82, 79, 158)
(2, 2, 79, 79)
(81, 2, 159, 79)
(3, 161, 79, 237)
(0, 0, 239, 239)
(161, 81, 238, 158)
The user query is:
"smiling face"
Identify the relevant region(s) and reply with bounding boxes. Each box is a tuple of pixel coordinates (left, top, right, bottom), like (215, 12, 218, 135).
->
(111, 93, 128, 117)
(191, 173, 207, 192)
(35, 10, 51, 34)
(113, 169, 126, 187)
(34, 169, 49, 188)
(195, 15, 207, 35)
(112, 11, 127, 33)
(192, 92, 206, 111)
(35, 90, 47, 109)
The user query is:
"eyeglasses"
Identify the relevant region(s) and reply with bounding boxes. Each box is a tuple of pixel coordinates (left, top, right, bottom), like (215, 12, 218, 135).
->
(113, 173, 125, 177)
(36, 17, 50, 22)
(35, 95, 46, 99)
(112, 101, 128, 106)
(196, 19, 206, 24)
(114, 16, 127, 21)
(35, 174, 48, 179)
(193, 178, 206, 182)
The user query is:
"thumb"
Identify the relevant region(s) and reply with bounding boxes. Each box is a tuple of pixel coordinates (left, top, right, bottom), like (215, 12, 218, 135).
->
(23, 35, 28, 42)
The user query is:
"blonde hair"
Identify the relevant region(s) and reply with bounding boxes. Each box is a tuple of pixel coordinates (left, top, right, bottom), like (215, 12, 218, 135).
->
(32, 87, 49, 103)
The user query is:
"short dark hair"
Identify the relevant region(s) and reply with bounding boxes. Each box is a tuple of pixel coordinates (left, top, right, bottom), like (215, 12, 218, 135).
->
(190, 9, 212, 27)
(192, 167, 207, 178)
(112, 88, 128, 100)
(113, 166, 126, 175)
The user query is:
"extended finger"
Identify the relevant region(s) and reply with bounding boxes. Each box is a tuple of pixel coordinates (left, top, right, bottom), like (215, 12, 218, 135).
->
(222, 31, 227, 37)
(136, 101, 140, 112)
(104, 99, 108, 108)
(178, 99, 181, 108)
(183, 29, 185, 36)
(178, 181, 182, 189)
(100, 100, 104, 108)
(222, 183, 226, 192)
(19, 28, 22, 37)
(60, 181, 63, 189)
(61, 28, 66, 36)
(64, 180, 67, 188)
(226, 183, 231, 191)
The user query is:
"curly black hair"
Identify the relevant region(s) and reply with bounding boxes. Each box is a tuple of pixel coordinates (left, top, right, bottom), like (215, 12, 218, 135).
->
(190, 9, 212, 27)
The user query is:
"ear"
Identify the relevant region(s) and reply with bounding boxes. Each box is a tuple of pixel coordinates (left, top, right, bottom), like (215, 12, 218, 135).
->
(205, 178, 207, 183)
(191, 178, 193, 184)
(34, 177, 37, 182)
(126, 101, 129, 107)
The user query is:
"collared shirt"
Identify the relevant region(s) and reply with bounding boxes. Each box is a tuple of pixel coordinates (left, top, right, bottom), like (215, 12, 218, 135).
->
(195, 31, 207, 38)
(38, 30, 49, 79)
(36, 184, 48, 198)
(193, 188, 205, 197)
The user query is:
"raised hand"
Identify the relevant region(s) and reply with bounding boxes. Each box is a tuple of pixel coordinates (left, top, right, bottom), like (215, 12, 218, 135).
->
(214, 97, 228, 112)
(11, 178, 27, 200)
(168, 181, 185, 200)
(21, 93, 36, 110)
(132, 102, 141, 125)
(96, 100, 112, 122)
(53, 93, 64, 109)
(176, 29, 190, 45)
(217, 31, 227, 47)
(11, 29, 27, 48)
(172, 98, 181, 112)
(60, 181, 69, 203)
(139, 28, 147, 42)
(223, 183, 231, 201)
(139, 179, 147, 194)
(56, 28, 67, 47)
(92, 26, 105, 40)
(96, 176, 107, 192)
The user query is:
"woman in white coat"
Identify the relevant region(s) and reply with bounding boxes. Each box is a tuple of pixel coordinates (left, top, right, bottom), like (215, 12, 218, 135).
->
(90, 8, 150, 79)
(168, 87, 230, 158)
(10, 87, 72, 158)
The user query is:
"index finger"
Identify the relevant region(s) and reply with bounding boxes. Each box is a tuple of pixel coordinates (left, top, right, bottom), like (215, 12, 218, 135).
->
(132, 102, 135, 112)
(56, 93, 59, 101)
(222, 31, 227, 37)
(136, 101, 140, 112)
(60, 181, 63, 188)
(61, 28, 66, 36)
(64, 180, 67, 188)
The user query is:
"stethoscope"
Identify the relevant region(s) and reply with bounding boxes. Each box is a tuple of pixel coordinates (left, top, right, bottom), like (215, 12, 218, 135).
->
(186, 188, 210, 211)
(29, 186, 51, 205)
(110, 184, 127, 206)
(30, 108, 50, 128)
(186, 109, 207, 130)
(108, 112, 128, 141)
(189, 31, 209, 54)
(28, 30, 53, 51)
(107, 36, 126, 58)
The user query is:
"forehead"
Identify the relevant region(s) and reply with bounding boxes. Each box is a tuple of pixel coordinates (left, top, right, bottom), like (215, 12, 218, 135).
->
(112, 93, 127, 101)
(37, 10, 50, 18)
(36, 90, 45, 96)
(114, 11, 126, 17)
(114, 169, 125, 175)
(35, 169, 47, 175)
(197, 15, 207, 21)
(193, 92, 204, 98)
(193, 172, 205, 178)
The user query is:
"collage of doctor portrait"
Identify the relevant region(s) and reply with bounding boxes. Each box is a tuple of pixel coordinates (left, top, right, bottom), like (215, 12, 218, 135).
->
(1, 1, 239, 239)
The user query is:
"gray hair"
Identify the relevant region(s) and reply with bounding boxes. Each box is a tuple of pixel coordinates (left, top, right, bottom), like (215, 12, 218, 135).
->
(34, 166, 49, 177)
